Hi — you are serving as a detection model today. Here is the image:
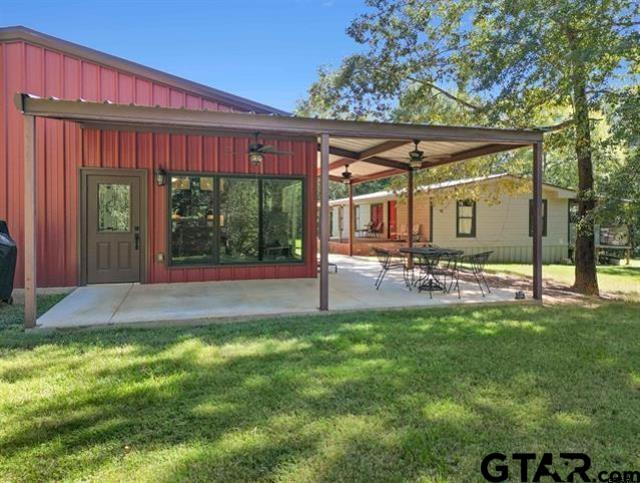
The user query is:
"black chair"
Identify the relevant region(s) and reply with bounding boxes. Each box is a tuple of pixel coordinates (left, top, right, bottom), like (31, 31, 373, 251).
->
(412, 252, 442, 298)
(459, 251, 493, 296)
(373, 248, 411, 290)
(433, 253, 462, 299)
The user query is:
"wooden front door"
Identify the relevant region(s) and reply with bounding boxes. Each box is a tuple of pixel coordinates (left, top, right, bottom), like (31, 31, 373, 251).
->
(85, 172, 143, 284)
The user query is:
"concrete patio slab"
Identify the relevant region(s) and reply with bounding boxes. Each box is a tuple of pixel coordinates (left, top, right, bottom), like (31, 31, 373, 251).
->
(36, 255, 521, 329)
(36, 283, 133, 328)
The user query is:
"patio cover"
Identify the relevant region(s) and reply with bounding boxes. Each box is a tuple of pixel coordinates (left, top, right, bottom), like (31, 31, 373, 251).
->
(14, 93, 545, 328)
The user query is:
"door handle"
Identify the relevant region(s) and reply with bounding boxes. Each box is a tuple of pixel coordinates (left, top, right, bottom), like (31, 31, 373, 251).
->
(134, 226, 140, 250)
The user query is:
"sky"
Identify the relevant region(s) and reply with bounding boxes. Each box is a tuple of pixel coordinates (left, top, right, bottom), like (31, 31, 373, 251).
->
(0, 0, 366, 112)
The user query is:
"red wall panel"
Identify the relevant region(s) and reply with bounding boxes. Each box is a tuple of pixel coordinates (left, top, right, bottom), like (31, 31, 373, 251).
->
(1, 39, 317, 288)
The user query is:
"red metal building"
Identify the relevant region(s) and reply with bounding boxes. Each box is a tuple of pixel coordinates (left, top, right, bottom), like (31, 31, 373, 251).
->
(0, 27, 317, 288)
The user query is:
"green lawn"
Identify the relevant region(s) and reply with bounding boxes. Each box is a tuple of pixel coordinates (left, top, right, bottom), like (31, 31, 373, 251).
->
(1, 300, 640, 481)
(486, 260, 640, 298)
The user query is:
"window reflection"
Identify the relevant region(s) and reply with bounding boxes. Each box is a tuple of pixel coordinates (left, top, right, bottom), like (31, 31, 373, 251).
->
(168, 175, 305, 266)
(262, 179, 303, 261)
(219, 178, 259, 263)
(170, 176, 215, 265)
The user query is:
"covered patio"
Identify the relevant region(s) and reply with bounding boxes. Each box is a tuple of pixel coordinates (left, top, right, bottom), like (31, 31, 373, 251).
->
(14, 93, 544, 329)
(37, 255, 518, 328)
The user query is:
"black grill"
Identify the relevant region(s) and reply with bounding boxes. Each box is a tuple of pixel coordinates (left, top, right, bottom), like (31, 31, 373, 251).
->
(0, 221, 17, 304)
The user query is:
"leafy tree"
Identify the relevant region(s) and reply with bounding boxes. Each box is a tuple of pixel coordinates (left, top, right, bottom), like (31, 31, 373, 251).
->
(298, 0, 639, 295)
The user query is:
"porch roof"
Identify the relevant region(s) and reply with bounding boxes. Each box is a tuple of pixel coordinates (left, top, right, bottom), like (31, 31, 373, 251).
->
(14, 93, 542, 183)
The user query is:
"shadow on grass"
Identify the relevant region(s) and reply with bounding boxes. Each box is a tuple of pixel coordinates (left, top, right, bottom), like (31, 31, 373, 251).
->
(598, 265, 640, 278)
(1, 302, 640, 481)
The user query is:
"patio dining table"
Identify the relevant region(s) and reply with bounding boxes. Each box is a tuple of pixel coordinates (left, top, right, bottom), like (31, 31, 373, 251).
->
(399, 247, 464, 295)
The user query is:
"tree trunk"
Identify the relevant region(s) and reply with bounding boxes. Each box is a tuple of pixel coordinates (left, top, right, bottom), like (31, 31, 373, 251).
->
(572, 78, 599, 295)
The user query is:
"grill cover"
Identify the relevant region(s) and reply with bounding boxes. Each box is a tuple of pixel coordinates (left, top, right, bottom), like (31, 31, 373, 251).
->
(0, 221, 17, 303)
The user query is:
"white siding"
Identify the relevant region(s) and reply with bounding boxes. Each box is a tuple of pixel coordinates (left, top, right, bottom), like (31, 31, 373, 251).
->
(356, 202, 372, 231)
(330, 206, 340, 238)
(432, 186, 569, 263)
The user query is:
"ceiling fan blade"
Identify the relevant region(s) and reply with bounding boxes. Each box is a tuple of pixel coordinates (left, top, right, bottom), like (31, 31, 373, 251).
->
(262, 150, 293, 156)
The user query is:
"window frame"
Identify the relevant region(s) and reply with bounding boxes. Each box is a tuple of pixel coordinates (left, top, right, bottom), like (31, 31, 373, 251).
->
(529, 199, 548, 237)
(167, 172, 306, 267)
(455, 200, 476, 238)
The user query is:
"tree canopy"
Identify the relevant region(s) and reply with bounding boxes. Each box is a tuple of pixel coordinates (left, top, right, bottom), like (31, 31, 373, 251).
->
(297, 0, 639, 294)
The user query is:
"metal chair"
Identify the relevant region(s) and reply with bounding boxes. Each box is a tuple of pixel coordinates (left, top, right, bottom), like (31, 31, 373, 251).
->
(372, 247, 411, 290)
(356, 221, 373, 238)
(433, 253, 462, 299)
(370, 221, 384, 238)
(411, 251, 444, 298)
(459, 251, 493, 296)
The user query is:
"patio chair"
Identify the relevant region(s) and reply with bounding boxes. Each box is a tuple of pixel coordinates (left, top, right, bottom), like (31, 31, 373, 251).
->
(412, 224, 422, 242)
(397, 224, 420, 241)
(432, 253, 461, 299)
(356, 221, 373, 238)
(317, 254, 338, 273)
(372, 247, 411, 290)
(459, 251, 493, 296)
(370, 221, 384, 238)
(397, 224, 407, 240)
(412, 250, 447, 298)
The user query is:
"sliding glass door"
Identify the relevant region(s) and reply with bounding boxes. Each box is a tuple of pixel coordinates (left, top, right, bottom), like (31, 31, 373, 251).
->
(169, 174, 304, 266)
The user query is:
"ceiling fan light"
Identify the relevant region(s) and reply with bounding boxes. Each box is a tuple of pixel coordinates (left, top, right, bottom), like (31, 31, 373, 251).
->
(342, 165, 352, 184)
(249, 151, 264, 166)
(410, 160, 423, 169)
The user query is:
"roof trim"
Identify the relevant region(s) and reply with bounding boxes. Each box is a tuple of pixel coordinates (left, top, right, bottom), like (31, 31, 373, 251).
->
(330, 173, 576, 204)
(15, 93, 544, 144)
(0, 26, 289, 116)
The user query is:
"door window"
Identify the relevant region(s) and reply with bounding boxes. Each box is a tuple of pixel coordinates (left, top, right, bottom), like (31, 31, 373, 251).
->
(98, 184, 131, 232)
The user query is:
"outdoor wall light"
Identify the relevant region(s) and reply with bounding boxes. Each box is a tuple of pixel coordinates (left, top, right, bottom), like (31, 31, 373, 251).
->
(155, 168, 167, 186)
(249, 151, 264, 166)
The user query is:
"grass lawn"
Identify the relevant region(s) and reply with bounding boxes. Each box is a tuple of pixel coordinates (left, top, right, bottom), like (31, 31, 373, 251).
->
(486, 260, 640, 298)
(1, 300, 640, 481)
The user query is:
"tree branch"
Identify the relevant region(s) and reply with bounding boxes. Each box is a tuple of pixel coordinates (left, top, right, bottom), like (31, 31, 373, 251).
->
(407, 75, 485, 111)
(537, 118, 575, 132)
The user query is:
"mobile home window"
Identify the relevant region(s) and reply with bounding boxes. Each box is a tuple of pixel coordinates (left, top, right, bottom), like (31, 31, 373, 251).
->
(529, 199, 548, 237)
(169, 175, 304, 266)
(456, 200, 476, 237)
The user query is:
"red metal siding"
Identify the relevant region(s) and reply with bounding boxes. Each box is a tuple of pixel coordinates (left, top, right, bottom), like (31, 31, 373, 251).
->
(1, 40, 317, 288)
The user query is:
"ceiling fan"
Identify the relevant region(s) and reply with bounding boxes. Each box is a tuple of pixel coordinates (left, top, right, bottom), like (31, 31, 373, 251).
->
(341, 164, 352, 184)
(405, 139, 425, 169)
(233, 132, 293, 166)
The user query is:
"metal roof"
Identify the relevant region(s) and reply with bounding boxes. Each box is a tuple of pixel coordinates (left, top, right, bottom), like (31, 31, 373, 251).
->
(0, 26, 289, 116)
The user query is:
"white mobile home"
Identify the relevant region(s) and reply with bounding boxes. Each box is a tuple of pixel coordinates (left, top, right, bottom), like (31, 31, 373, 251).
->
(329, 174, 576, 263)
